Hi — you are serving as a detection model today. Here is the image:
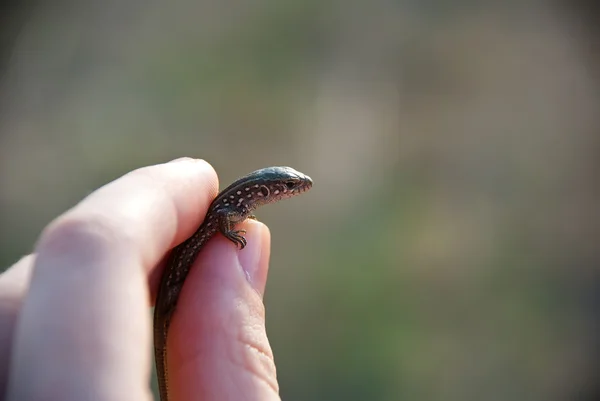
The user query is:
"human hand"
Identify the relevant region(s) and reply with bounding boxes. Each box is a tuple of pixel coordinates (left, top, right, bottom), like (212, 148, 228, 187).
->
(0, 158, 279, 401)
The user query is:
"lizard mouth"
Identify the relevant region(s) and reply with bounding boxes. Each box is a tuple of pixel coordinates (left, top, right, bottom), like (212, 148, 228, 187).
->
(297, 178, 312, 193)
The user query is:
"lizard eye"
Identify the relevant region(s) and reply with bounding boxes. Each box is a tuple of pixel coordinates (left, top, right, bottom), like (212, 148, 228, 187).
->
(285, 181, 295, 189)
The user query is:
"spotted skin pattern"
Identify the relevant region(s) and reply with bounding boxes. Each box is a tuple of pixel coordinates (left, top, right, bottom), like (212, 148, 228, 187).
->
(153, 166, 313, 401)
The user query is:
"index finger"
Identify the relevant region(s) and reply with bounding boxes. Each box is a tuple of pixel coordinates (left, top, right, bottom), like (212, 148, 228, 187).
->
(6, 158, 218, 401)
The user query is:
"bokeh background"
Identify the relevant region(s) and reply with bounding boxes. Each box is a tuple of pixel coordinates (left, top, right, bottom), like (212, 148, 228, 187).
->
(2, 1, 600, 400)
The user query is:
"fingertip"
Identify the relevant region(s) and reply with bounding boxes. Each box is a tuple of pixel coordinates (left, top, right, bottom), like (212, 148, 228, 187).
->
(186, 220, 271, 296)
(155, 157, 220, 245)
(238, 221, 271, 297)
(163, 157, 219, 194)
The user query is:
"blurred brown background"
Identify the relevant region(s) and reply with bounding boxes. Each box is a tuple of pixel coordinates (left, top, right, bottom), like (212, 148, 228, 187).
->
(1, 1, 600, 400)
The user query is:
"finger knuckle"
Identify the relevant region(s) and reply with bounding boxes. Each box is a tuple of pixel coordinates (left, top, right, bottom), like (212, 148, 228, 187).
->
(37, 212, 133, 264)
(231, 317, 279, 394)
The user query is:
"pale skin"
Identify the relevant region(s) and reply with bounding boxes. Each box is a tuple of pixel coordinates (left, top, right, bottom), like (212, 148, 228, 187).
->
(0, 158, 280, 401)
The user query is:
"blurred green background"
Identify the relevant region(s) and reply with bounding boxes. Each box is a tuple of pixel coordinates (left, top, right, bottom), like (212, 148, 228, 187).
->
(2, 1, 600, 400)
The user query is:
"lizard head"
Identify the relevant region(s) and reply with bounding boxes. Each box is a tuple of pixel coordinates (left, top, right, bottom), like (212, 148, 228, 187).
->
(248, 166, 313, 204)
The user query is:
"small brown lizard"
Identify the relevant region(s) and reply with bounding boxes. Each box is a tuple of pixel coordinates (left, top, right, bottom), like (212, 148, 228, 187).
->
(153, 166, 313, 401)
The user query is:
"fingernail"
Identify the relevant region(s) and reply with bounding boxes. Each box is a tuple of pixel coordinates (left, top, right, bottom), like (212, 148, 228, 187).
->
(238, 223, 270, 296)
(168, 157, 195, 163)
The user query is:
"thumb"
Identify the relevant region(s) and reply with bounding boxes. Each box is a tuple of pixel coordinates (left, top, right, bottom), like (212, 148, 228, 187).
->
(167, 220, 279, 401)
